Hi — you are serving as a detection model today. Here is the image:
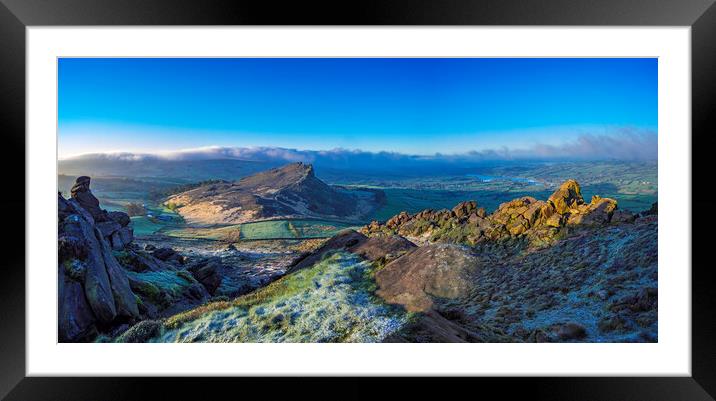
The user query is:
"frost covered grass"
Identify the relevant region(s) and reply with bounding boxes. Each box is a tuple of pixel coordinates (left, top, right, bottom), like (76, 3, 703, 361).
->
(156, 252, 409, 342)
(438, 219, 658, 342)
(126, 269, 203, 310)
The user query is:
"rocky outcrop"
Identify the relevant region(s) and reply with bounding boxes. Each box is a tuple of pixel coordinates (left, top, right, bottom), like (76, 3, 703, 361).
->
(362, 179, 633, 248)
(547, 179, 583, 214)
(108, 211, 131, 227)
(346, 235, 416, 264)
(60, 176, 268, 341)
(58, 193, 140, 341)
(68, 176, 134, 249)
(151, 247, 184, 265)
(59, 176, 213, 341)
(375, 243, 478, 312)
(58, 259, 97, 342)
(70, 176, 108, 222)
(286, 230, 368, 273)
(186, 257, 222, 295)
(286, 229, 417, 274)
(114, 248, 176, 273)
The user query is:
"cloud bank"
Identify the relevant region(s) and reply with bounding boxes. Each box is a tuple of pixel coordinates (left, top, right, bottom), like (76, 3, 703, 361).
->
(65, 131, 657, 166)
(462, 131, 657, 162)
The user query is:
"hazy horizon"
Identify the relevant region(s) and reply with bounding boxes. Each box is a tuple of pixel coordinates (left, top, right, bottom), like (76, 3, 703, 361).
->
(59, 130, 658, 164)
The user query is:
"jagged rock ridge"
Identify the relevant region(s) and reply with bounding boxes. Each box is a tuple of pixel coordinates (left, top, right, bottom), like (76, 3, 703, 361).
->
(362, 179, 637, 247)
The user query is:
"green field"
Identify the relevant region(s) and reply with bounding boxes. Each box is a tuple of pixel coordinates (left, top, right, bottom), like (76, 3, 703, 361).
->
(130, 216, 177, 236)
(161, 219, 354, 241)
(239, 219, 354, 240)
(96, 199, 184, 236)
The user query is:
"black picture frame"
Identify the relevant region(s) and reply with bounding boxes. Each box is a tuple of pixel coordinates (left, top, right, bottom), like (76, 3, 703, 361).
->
(2, 0, 715, 399)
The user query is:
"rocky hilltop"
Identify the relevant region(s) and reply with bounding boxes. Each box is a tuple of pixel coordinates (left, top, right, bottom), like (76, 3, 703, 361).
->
(165, 162, 385, 225)
(362, 179, 636, 247)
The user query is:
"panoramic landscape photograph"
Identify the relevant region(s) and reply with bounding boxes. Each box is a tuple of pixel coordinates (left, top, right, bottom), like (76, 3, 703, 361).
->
(57, 58, 658, 343)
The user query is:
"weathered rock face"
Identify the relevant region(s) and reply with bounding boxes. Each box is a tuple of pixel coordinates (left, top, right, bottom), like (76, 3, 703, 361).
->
(59, 176, 145, 341)
(58, 193, 140, 341)
(114, 226, 134, 250)
(362, 179, 630, 248)
(59, 176, 229, 340)
(187, 258, 222, 295)
(452, 201, 478, 219)
(58, 260, 97, 342)
(287, 230, 369, 273)
(347, 235, 416, 264)
(60, 210, 116, 323)
(566, 196, 618, 226)
(69, 176, 134, 249)
(375, 243, 478, 312)
(108, 211, 131, 227)
(98, 233, 141, 319)
(547, 179, 584, 214)
(96, 221, 122, 238)
(490, 196, 548, 237)
(116, 248, 174, 273)
(70, 176, 108, 222)
(151, 247, 184, 265)
(287, 229, 417, 274)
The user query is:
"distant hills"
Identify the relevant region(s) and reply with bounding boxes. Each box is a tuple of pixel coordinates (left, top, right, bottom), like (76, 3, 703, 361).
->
(58, 156, 281, 183)
(165, 162, 385, 225)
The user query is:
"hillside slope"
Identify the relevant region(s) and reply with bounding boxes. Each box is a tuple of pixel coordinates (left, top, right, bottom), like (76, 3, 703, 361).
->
(166, 162, 384, 225)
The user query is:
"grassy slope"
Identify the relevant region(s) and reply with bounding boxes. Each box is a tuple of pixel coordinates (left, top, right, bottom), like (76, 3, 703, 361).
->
(150, 252, 409, 343)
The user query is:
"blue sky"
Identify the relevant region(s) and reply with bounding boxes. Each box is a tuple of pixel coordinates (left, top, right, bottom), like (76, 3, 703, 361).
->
(58, 58, 657, 158)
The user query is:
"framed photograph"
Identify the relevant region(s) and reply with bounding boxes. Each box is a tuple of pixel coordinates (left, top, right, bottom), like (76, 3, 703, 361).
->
(3, 0, 715, 399)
